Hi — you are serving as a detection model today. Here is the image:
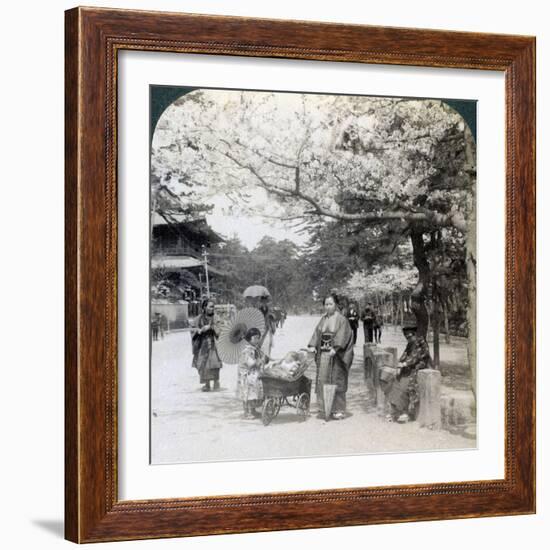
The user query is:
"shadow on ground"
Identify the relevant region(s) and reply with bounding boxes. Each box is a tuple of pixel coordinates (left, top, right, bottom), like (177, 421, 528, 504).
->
(31, 519, 64, 539)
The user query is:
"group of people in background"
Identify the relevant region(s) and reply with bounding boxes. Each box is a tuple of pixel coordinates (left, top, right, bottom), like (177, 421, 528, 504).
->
(345, 302, 383, 345)
(186, 292, 432, 424)
(151, 311, 167, 341)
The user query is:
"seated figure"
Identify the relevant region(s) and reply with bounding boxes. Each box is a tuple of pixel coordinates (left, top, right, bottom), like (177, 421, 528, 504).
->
(380, 325, 433, 423)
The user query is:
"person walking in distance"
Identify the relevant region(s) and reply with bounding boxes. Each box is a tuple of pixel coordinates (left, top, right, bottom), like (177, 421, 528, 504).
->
(346, 302, 359, 345)
(151, 312, 161, 342)
(374, 310, 383, 343)
(190, 299, 222, 392)
(361, 302, 375, 343)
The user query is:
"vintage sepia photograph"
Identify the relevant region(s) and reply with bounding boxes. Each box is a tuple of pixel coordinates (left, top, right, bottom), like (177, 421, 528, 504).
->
(149, 86, 477, 464)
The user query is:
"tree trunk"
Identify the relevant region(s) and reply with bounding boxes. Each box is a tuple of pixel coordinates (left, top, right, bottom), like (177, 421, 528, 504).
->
(410, 228, 430, 339)
(467, 229, 477, 399)
(464, 128, 477, 400)
(443, 300, 451, 344)
(451, 290, 459, 314)
(432, 280, 440, 368)
(433, 302, 440, 369)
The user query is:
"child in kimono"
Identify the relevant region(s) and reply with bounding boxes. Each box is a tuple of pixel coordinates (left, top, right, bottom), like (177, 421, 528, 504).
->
(237, 328, 268, 418)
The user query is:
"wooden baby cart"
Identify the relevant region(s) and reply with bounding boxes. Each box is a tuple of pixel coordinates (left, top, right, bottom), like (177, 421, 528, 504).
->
(259, 375, 312, 426)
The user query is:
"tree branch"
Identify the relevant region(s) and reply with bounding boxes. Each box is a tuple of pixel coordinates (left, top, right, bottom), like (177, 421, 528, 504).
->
(219, 149, 467, 232)
(223, 137, 297, 169)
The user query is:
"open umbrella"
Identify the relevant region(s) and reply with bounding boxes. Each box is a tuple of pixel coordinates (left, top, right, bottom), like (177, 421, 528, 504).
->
(242, 285, 271, 299)
(217, 308, 266, 364)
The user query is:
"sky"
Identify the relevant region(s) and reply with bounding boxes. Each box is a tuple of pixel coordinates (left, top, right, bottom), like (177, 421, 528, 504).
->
(205, 189, 310, 250)
(206, 211, 310, 250)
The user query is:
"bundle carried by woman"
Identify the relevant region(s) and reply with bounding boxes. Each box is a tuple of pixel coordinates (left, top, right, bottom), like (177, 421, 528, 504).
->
(261, 350, 313, 382)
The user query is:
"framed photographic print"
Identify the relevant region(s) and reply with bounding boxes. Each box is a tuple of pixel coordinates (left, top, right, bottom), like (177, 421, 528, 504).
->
(65, 6, 535, 543)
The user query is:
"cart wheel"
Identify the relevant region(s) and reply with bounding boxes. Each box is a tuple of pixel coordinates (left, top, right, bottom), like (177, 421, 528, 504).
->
(296, 393, 310, 421)
(262, 398, 278, 426)
(273, 398, 281, 418)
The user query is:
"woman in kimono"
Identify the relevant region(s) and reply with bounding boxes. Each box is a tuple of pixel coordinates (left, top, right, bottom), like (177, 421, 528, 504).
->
(236, 328, 268, 418)
(258, 296, 277, 357)
(382, 325, 433, 422)
(308, 294, 354, 420)
(191, 299, 222, 392)
(243, 295, 277, 357)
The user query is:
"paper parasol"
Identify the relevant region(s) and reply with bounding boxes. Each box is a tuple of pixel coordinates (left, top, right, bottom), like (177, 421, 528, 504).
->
(242, 285, 271, 298)
(217, 308, 266, 364)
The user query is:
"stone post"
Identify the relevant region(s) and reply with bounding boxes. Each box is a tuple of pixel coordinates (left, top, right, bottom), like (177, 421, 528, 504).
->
(363, 343, 377, 383)
(417, 369, 442, 430)
(372, 350, 393, 416)
(382, 346, 397, 368)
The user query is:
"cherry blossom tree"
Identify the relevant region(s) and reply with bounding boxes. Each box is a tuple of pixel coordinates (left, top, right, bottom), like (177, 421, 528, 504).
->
(153, 89, 476, 345)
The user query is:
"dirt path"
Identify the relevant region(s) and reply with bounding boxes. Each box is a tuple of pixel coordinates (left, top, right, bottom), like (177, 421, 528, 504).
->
(151, 315, 475, 464)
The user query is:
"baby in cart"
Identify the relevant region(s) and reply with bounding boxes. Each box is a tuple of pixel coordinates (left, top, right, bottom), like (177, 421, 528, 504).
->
(261, 350, 312, 381)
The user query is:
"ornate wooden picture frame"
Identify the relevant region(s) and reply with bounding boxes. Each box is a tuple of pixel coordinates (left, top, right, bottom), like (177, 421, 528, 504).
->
(65, 6, 535, 543)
